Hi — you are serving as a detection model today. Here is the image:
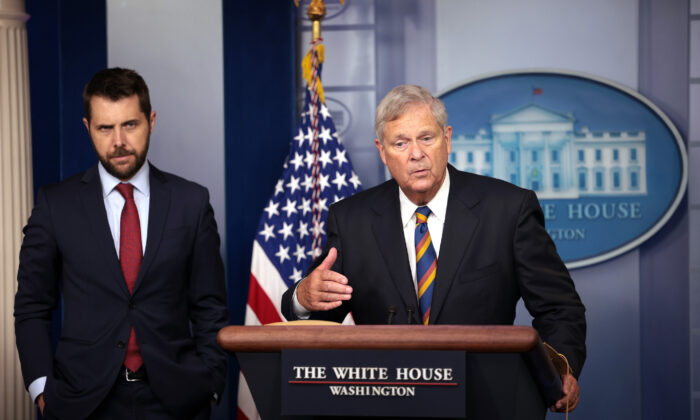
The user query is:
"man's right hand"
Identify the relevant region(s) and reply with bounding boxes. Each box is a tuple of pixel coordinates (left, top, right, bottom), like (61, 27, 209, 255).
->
(37, 394, 45, 415)
(297, 248, 352, 311)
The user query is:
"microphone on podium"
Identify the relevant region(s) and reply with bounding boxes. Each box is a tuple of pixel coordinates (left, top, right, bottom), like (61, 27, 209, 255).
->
(386, 305, 397, 325)
(406, 305, 415, 324)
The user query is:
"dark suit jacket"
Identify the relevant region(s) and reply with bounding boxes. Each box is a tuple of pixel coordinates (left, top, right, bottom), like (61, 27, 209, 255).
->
(282, 165, 586, 376)
(14, 163, 228, 420)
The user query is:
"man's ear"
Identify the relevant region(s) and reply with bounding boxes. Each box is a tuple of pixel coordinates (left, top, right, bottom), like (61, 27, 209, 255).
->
(444, 125, 453, 154)
(82, 117, 89, 131)
(374, 138, 387, 165)
(149, 111, 156, 132)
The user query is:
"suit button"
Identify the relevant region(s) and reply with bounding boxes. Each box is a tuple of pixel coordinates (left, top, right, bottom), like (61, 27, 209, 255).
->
(117, 341, 125, 348)
(129, 303, 136, 309)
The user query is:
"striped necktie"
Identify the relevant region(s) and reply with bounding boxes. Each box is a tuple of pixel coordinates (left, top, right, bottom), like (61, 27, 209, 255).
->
(415, 206, 437, 325)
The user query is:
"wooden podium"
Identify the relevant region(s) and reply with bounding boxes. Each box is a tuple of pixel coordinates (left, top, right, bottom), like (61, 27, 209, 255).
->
(218, 324, 562, 420)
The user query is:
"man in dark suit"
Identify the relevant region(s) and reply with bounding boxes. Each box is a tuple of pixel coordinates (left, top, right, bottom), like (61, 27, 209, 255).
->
(14, 68, 228, 419)
(282, 85, 585, 413)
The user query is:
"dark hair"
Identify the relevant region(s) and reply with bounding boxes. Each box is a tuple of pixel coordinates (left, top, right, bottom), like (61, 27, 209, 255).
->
(83, 68, 151, 122)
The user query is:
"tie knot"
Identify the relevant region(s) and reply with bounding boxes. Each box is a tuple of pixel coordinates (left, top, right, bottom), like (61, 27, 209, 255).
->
(415, 206, 431, 224)
(115, 183, 135, 200)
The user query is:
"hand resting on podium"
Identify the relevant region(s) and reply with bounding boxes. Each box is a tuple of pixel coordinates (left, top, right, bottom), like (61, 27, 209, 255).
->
(551, 373, 580, 413)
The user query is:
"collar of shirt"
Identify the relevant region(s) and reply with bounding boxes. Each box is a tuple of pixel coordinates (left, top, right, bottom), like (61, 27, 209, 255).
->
(399, 169, 451, 230)
(98, 161, 151, 255)
(98, 160, 151, 198)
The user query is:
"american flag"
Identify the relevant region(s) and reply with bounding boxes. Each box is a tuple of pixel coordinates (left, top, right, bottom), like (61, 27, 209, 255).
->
(236, 39, 362, 420)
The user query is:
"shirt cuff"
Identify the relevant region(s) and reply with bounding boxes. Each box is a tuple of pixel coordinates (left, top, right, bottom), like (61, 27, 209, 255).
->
(28, 376, 46, 404)
(292, 282, 311, 319)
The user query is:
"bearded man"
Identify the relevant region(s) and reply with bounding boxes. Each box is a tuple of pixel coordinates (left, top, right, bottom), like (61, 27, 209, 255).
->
(15, 68, 228, 420)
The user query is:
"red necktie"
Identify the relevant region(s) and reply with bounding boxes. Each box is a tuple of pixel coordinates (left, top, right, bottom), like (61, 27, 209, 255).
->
(115, 183, 143, 372)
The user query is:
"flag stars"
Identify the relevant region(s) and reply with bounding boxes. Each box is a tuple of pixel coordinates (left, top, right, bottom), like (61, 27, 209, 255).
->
(293, 244, 307, 263)
(298, 198, 312, 215)
(302, 174, 314, 192)
(318, 150, 333, 168)
(333, 149, 348, 166)
(318, 127, 333, 145)
(308, 246, 323, 259)
(289, 268, 303, 283)
(304, 127, 314, 146)
(286, 175, 301, 194)
(319, 103, 331, 121)
(258, 223, 276, 242)
(263, 200, 280, 219)
(275, 245, 290, 264)
(312, 220, 326, 238)
(349, 171, 362, 189)
(274, 179, 284, 196)
(331, 171, 348, 189)
(313, 197, 329, 213)
(281, 199, 298, 217)
(290, 152, 304, 171)
(294, 128, 304, 144)
(278, 222, 294, 241)
(304, 151, 315, 169)
(318, 174, 330, 192)
(297, 221, 310, 240)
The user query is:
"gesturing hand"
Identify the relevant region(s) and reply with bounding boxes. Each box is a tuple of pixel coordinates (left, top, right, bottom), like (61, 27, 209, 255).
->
(297, 248, 352, 311)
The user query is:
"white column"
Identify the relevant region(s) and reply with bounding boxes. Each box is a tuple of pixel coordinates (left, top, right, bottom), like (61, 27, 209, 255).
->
(0, 0, 34, 419)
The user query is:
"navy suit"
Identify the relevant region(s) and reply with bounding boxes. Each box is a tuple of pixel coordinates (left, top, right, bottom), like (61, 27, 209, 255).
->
(283, 165, 586, 376)
(15, 163, 228, 420)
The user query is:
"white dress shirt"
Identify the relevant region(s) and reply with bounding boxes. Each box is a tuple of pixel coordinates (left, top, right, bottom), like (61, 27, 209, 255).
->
(99, 162, 151, 255)
(399, 169, 450, 290)
(28, 162, 151, 403)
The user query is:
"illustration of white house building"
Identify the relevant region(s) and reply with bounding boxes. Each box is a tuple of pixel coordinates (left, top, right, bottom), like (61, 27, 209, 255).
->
(449, 104, 647, 199)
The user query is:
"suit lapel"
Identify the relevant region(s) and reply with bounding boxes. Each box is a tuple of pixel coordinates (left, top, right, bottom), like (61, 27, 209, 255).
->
(370, 182, 420, 323)
(80, 165, 130, 296)
(430, 166, 481, 323)
(133, 164, 170, 294)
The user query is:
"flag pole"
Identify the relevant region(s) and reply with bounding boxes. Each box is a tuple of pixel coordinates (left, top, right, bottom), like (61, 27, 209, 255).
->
(307, 0, 325, 41)
(305, 0, 326, 256)
(295, 0, 345, 40)
(295, 0, 344, 256)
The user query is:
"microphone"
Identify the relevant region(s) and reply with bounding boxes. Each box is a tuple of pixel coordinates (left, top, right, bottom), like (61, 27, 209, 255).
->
(387, 305, 397, 325)
(406, 305, 415, 324)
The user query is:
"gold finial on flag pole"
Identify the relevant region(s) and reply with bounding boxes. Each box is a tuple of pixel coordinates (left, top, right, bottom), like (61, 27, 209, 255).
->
(294, 0, 344, 41)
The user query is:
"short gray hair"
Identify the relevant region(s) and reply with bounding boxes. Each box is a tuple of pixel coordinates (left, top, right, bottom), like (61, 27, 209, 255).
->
(374, 85, 448, 143)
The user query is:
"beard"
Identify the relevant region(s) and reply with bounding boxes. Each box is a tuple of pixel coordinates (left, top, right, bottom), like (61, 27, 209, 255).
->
(97, 134, 150, 181)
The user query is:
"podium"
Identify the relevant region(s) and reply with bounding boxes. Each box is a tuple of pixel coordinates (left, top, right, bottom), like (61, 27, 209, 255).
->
(218, 324, 562, 420)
